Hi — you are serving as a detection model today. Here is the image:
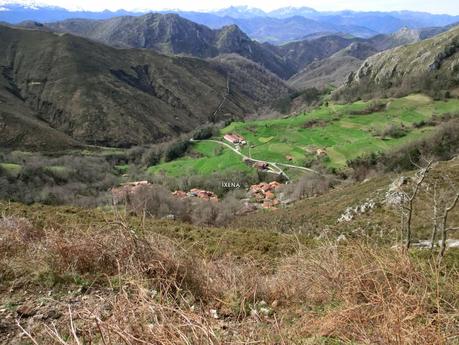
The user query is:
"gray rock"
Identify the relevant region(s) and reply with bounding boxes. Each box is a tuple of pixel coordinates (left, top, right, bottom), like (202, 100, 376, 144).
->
(385, 176, 411, 206)
(337, 234, 348, 243)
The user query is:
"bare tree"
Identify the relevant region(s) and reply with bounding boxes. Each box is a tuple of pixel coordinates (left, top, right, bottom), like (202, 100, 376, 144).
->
(430, 181, 439, 251)
(438, 176, 459, 259)
(427, 172, 459, 259)
(401, 160, 433, 250)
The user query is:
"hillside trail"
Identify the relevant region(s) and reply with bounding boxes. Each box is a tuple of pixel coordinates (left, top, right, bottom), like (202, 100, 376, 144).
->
(190, 139, 322, 179)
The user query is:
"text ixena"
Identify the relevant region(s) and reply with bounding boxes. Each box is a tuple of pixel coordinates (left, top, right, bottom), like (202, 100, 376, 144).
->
(221, 182, 241, 188)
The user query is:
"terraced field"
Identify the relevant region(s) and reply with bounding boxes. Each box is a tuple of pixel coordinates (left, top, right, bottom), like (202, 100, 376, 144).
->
(148, 95, 459, 178)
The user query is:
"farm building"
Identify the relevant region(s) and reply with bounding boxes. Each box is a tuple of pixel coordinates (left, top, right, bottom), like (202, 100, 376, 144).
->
(173, 189, 219, 202)
(224, 133, 246, 145)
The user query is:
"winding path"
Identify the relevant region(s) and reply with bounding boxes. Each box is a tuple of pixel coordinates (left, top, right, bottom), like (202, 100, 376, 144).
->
(190, 138, 322, 179)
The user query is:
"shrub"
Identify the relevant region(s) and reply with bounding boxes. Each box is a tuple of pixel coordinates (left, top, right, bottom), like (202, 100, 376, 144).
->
(141, 147, 162, 167)
(349, 119, 459, 180)
(192, 126, 218, 140)
(374, 124, 409, 139)
(279, 174, 335, 202)
(127, 146, 146, 165)
(350, 101, 386, 115)
(164, 140, 191, 162)
(0, 153, 118, 206)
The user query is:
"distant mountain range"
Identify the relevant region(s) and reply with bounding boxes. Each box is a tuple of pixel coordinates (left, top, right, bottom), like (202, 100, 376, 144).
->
(16, 14, 297, 79)
(1, 4, 458, 44)
(13, 12, 455, 85)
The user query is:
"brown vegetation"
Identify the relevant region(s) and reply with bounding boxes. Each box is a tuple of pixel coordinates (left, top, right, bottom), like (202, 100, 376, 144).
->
(0, 206, 458, 344)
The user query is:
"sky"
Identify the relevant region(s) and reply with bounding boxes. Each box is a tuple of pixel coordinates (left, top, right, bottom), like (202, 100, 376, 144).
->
(1, 0, 459, 15)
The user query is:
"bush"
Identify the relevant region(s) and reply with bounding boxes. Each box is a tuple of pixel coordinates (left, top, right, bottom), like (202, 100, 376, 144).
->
(374, 124, 409, 139)
(0, 153, 118, 206)
(141, 147, 162, 167)
(279, 174, 335, 202)
(123, 183, 245, 226)
(192, 126, 218, 140)
(350, 101, 386, 115)
(164, 140, 191, 162)
(127, 146, 146, 165)
(349, 119, 459, 180)
(274, 88, 323, 114)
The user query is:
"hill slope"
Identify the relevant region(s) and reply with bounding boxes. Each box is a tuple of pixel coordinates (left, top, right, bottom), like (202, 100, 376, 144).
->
(41, 14, 295, 79)
(287, 26, 457, 91)
(288, 42, 379, 90)
(368, 25, 455, 51)
(337, 26, 459, 100)
(148, 94, 459, 178)
(275, 35, 360, 71)
(0, 25, 289, 148)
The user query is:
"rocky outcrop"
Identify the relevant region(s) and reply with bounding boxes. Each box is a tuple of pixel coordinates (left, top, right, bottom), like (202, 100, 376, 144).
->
(336, 26, 459, 100)
(337, 199, 378, 223)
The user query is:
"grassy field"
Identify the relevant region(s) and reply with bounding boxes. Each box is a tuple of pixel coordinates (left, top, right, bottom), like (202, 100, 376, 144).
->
(148, 141, 255, 177)
(148, 95, 459, 178)
(0, 163, 22, 177)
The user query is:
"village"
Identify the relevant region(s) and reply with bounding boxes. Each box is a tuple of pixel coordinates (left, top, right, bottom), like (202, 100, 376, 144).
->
(112, 178, 286, 214)
(223, 132, 326, 171)
(111, 132, 327, 213)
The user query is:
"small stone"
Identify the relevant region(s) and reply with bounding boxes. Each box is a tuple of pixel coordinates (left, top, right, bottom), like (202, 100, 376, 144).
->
(446, 239, 459, 249)
(259, 307, 271, 316)
(209, 309, 219, 319)
(337, 234, 347, 243)
(44, 309, 61, 320)
(16, 305, 35, 318)
(258, 300, 267, 308)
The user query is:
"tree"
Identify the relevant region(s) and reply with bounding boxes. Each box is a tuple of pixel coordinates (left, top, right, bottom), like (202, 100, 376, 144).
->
(423, 169, 459, 260)
(432, 175, 459, 259)
(400, 160, 433, 250)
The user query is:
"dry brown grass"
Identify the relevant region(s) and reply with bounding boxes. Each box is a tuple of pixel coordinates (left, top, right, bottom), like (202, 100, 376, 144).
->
(296, 245, 458, 344)
(0, 216, 44, 258)
(1, 211, 458, 344)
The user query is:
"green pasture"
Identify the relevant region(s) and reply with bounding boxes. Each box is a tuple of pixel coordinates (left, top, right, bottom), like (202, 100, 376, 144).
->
(148, 95, 459, 177)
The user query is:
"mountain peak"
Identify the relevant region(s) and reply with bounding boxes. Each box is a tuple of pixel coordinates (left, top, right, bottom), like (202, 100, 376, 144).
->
(269, 6, 318, 18)
(218, 24, 245, 34)
(212, 6, 267, 18)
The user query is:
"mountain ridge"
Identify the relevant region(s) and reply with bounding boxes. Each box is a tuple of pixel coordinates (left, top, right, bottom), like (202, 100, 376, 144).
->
(37, 14, 296, 79)
(0, 24, 290, 149)
(2, 4, 459, 44)
(336, 25, 459, 100)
